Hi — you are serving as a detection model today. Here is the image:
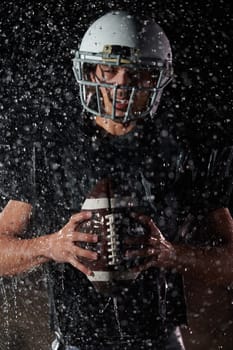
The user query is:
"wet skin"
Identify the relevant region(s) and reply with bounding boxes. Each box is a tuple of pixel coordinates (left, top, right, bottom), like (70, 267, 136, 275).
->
(90, 64, 155, 136)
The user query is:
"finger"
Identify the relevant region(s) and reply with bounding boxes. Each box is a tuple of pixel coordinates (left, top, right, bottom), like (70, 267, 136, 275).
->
(124, 237, 147, 245)
(72, 232, 98, 243)
(70, 211, 92, 224)
(74, 246, 98, 260)
(68, 256, 94, 276)
(148, 237, 159, 246)
(131, 213, 161, 235)
(131, 259, 158, 274)
(124, 237, 161, 251)
(125, 247, 159, 258)
(138, 215, 161, 233)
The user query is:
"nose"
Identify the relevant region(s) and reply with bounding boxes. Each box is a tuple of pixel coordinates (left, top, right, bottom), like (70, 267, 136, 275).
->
(113, 68, 131, 100)
(114, 68, 131, 86)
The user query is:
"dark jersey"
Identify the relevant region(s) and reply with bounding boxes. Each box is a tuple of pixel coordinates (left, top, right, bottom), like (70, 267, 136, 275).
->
(0, 138, 50, 238)
(44, 116, 190, 348)
(1, 115, 233, 349)
(41, 114, 233, 348)
(0, 143, 32, 207)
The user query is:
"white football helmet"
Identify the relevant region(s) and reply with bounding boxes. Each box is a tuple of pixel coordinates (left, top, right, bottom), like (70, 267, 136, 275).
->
(73, 11, 173, 122)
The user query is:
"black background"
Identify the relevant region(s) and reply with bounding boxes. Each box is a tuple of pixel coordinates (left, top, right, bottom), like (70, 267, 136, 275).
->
(0, 0, 232, 151)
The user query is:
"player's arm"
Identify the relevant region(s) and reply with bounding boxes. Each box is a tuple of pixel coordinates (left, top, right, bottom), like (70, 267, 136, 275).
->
(0, 200, 98, 277)
(0, 199, 46, 275)
(170, 208, 233, 285)
(126, 208, 233, 286)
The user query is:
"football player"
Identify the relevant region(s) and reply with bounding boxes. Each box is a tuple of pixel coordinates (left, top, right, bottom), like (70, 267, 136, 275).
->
(1, 10, 233, 350)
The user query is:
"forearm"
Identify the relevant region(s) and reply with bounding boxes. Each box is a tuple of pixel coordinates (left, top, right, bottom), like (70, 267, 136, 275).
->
(0, 235, 51, 276)
(171, 243, 233, 286)
(0, 206, 98, 277)
(169, 207, 233, 286)
(135, 209, 233, 286)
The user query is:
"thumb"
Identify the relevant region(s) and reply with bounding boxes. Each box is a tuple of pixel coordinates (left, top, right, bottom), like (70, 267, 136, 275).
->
(131, 213, 163, 238)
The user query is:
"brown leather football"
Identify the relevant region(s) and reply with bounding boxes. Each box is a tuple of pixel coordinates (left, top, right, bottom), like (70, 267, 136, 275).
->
(77, 178, 148, 296)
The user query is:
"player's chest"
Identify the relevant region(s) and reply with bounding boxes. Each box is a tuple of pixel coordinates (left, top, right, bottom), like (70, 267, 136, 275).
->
(47, 142, 186, 213)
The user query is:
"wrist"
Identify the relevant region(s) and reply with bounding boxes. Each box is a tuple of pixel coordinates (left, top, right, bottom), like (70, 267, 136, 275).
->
(34, 234, 55, 262)
(172, 244, 197, 273)
(158, 241, 177, 269)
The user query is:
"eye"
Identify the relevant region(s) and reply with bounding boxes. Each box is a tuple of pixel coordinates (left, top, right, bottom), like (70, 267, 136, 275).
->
(138, 69, 159, 86)
(100, 65, 117, 80)
(129, 69, 140, 81)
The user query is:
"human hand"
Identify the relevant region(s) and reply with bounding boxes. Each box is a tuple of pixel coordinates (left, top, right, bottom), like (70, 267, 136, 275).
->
(46, 211, 98, 276)
(125, 214, 176, 272)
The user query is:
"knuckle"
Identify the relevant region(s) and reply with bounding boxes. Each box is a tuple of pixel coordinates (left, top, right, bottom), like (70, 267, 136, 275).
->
(148, 247, 155, 255)
(70, 213, 79, 222)
(74, 246, 81, 256)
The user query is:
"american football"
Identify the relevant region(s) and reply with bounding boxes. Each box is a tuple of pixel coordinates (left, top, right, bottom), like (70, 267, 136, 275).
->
(77, 178, 148, 296)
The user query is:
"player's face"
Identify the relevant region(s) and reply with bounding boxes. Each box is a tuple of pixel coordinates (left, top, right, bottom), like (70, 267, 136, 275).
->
(90, 64, 155, 120)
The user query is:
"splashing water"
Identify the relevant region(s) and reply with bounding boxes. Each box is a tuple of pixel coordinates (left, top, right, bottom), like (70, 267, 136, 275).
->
(99, 297, 112, 314)
(113, 297, 124, 339)
(0, 278, 10, 349)
(98, 296, 124, 339)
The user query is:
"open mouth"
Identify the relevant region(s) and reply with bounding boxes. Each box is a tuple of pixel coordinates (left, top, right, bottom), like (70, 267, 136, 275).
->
(115, 99, 129, 111)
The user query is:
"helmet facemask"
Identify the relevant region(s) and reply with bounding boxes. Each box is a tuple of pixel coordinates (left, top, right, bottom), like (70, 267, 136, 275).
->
(73, 51, 173, 123)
